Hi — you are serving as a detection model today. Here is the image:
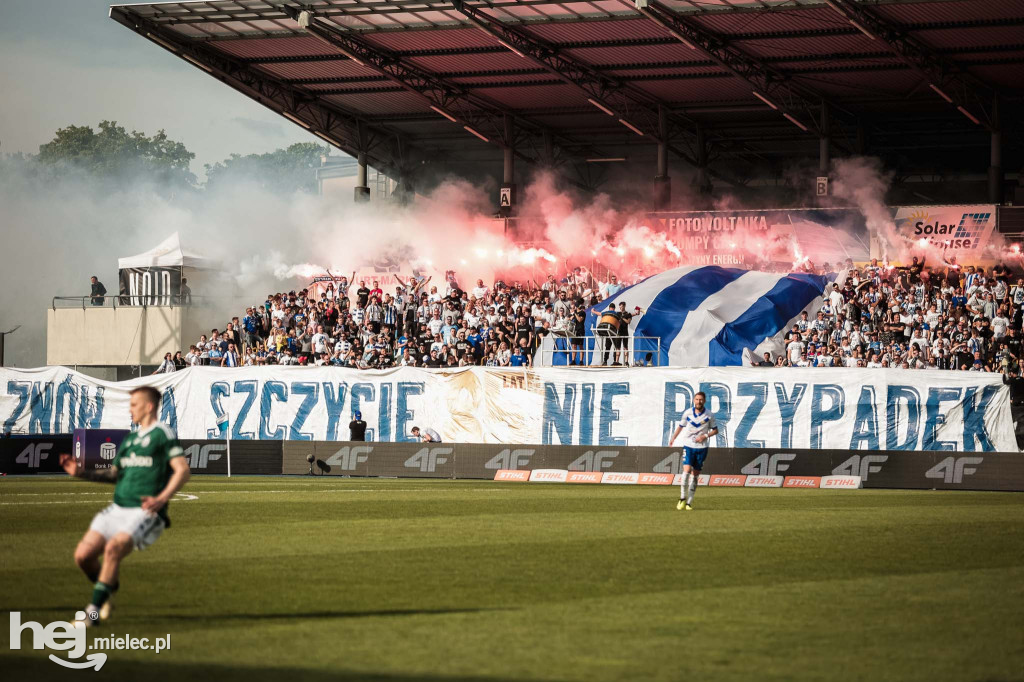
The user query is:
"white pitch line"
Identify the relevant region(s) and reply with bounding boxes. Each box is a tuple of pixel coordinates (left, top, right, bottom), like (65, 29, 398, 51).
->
(0, 500, 120, 506)
(0, 488, 397, 497)
(0, 487, 506, 504)
(0, 492, 199, 506)
(2, 491, 113, 496)
(188, 488, 459, 494)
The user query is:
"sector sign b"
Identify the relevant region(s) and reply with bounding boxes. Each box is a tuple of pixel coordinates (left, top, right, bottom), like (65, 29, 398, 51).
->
(816, 176, 829, 197)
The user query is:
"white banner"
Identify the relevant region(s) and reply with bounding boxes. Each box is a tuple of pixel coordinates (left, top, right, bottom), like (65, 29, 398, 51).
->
(892, 204, 996, 262)
(0, 366, 1014, 451)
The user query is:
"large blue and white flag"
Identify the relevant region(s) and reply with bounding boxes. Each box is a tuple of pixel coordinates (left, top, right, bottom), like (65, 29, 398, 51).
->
(566, 266, 841, 367)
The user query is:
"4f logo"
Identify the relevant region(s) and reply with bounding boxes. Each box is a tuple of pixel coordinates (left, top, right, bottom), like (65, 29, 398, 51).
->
(833, 454, 888, 481)
(405, 447, 451, 473)
(485, 448, 534, 470)
(15, 443, 51, 468)
(653, 452, 683, 475)
(741, 453, 795, 476)
(568, 450, 618, 471)
(926, 456, 983, 484)
(325, 445, 372, 470)
(184, 444, 224, 469)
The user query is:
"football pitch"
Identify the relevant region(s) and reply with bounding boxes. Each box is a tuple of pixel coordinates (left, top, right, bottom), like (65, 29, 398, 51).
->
(2, 477, 1022, 682)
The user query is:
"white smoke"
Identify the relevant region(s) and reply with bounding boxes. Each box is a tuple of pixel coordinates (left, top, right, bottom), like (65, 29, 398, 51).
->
(1, 152, 915, 368)
(830, 156, 899, 261)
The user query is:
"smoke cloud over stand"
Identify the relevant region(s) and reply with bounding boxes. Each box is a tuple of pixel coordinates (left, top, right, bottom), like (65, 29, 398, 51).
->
(2, 155, 938, 368)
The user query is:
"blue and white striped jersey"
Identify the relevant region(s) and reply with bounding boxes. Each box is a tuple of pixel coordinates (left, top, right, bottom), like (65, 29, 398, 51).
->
(679, 407, 716, 449)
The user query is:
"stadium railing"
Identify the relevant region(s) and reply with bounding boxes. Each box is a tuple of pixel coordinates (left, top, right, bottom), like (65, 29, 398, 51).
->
(51, 295, 204, 310)
(541, 334, 662, 367)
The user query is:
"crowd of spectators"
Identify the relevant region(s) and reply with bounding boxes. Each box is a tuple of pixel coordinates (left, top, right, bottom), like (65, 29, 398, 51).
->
(159, 267, 620, 371)
(761, 257, 1024, 373)
(150, 255, 1024, 376)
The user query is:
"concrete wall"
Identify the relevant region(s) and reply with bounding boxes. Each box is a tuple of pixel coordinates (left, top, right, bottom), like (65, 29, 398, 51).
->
(47, 306, 197, 366)
(71, 366, 119, 381)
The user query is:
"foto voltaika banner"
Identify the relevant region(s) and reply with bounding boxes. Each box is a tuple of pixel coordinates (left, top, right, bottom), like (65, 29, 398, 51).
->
(649, 208, 870, 267)
(0, 366, 1013, 452)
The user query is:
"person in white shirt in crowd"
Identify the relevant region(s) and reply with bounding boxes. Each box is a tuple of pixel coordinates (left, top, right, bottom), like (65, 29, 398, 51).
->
(796, 311, 811, 335)
(909, 328, 929, 353)
(427, 310, 444, 337)
(992, 307, 1010, 339)
(197, 334, 210, 365)
(153, 352, 176, 374)
(350, 303, 366, 327)
(464, 303, 481, 329)
(271, 302, 286, 325)
(786, 333, 805, 365)
(410, 426, 442, 442)
(600, 273, 622, 298)
(311, 325, 330, 356)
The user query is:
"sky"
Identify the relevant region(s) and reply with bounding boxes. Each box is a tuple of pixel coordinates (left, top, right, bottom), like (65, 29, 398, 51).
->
(0, 0, 329, 175)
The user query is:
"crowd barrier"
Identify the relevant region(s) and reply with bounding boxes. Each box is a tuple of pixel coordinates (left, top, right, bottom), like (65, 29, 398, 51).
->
(3, 435, 1022, 491)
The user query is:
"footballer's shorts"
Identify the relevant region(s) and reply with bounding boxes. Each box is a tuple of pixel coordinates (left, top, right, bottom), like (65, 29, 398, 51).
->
(682, 446, 709, 471)
(88, 503, 165, 550)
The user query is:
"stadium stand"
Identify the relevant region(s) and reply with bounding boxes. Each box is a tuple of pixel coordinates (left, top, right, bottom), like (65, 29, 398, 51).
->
(150, 258, 1024, 374)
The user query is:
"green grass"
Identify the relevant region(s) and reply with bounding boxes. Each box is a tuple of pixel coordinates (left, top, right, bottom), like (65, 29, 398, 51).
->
(2, 477, 1022, 682)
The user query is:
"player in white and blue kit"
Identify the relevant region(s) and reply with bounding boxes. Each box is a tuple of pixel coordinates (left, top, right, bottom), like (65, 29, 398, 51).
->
(668, 391, 718, 511)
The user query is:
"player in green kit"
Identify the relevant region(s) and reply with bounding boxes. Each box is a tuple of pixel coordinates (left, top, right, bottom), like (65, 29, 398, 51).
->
(59, 386, 190, 627)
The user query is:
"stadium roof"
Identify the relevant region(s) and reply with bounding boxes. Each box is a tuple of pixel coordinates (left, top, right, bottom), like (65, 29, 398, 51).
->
(109, 0, 1024, 198)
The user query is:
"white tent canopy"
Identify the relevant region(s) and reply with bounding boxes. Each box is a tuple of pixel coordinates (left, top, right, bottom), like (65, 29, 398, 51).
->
(117, 232, 209, 269)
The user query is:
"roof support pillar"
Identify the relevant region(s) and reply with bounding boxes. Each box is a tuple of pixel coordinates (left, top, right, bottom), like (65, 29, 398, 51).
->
(503, 146, 515, 185)
(354, 120, 370, 203)
(542, 130, 555, 167)
(354, 150, 370, 203)
(394, 162, 416, 205)
(989, 95, 1003, 204)
(502, 114, 517, 216)
(503, 116, 515, 185)
(694, 122, 711, 196)
(819, 104, 831, 176)
(654, 105, 670, 209)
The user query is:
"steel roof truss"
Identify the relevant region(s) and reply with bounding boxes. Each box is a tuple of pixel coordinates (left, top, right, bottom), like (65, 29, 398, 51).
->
(110, 6, 408, 173)
(286, 4, 614, 163)
(633, 0, 830, 136)
(822, 0, 995, 130)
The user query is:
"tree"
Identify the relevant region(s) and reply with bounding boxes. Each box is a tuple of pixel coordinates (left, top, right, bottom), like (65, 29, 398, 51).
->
(36, 120, 196, 189)
(204, 142, 329, 195)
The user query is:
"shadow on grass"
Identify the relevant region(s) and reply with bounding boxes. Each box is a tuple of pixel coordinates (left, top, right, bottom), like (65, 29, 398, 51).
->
(153, 606, 511, 622)
(4, 656, 562, 682)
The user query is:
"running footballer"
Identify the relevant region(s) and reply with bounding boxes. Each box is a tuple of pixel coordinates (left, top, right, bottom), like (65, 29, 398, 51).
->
(668, 391, 717, 511)
(59, 386, 190, 626)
